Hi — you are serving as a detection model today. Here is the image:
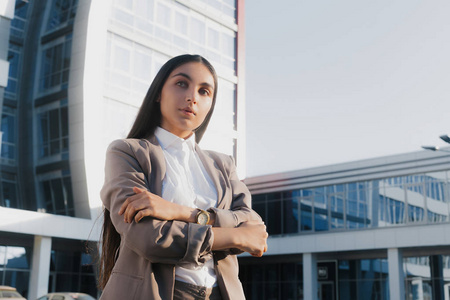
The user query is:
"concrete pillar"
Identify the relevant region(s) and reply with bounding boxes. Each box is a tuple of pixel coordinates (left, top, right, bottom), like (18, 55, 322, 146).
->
(28, 236, 52, 300)
(388, 248, 405, 300)
(430, 255, 444, 300)
(303, 252, 318, 300)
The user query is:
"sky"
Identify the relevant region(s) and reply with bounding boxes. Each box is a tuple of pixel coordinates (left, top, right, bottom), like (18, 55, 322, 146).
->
(244, 0, 450, 177)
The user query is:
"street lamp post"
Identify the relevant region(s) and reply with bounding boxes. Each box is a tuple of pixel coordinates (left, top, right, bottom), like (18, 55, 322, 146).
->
(422, 134, 450, 153)
(439, 134, 450, 144)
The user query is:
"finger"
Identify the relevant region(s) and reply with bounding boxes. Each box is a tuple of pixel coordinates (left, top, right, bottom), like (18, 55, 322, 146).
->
(251, 251, 263, 257)
(133, 186, 146, 194)
(124, 203, 142, 223)
(126, 199, 153, 223)
(135, 209, 150, 223)
(119, 191, 146, 215)
(123, 202, 139, 223)
(118, 199, 129, 215)
(121, 196, 142, 220)
(125, 192, 147, 203)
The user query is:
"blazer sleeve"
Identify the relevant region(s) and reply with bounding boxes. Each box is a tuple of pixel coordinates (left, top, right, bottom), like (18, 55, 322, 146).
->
(101, 139, 213, 266)
(208, 155, 262, 228)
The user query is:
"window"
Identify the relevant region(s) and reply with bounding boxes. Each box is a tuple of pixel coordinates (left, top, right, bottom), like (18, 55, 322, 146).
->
(207, 27, 220, 50)
(209, 80, 236, 132)
(329, 185, 345, 230)
(134, 0, 154, 20)
(10, 1, 29, 39)
(346, 183, 369, 229)
(0, 245, 31, 296)
(156, 3, 171, 28)
(40, 38, 72, 92)
(5, 44, 21, 99)
(240, 261, 304, 300)
(1, 107, 16, 163)
(339, 259, 388, 300)
(298, 191, 313, 231)
(282, 191, 299, 234)
(48, 241, 98, 297)
(0, 173, 19, 209)
(39, 171, 74, 216)
(408, 204, 424, 223)
(38, 104, 68, 158)
(387, 197, 406, 224)
(46, 0, 78, 32)
(266, 193, 282, 235)
(190, 18, 206, 44)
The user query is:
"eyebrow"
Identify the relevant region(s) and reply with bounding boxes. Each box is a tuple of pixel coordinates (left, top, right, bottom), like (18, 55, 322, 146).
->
(171, 72, 214, 90)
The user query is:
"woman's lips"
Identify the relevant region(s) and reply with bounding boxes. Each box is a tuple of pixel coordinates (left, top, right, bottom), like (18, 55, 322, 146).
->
(181, 108, 196, 116)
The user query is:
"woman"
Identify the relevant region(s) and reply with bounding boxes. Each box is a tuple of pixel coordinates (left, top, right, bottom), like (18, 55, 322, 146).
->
(99, 54, 268, 300)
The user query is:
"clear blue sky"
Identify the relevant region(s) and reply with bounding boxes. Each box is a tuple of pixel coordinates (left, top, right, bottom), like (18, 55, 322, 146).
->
(245, 0, 450, 177)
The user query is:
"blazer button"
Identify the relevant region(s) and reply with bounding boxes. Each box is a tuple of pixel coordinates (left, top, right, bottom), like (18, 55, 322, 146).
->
(200, 290, 206, 296)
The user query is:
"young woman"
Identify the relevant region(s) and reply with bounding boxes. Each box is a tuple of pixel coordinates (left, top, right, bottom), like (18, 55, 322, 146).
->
(98, 54, 268, 300)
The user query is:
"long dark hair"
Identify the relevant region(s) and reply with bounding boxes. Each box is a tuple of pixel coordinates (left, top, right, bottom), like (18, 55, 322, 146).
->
(98, 54, 218, 290)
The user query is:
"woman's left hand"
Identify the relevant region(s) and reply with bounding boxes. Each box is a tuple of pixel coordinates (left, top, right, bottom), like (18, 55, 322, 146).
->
(119, 187, 192, 223)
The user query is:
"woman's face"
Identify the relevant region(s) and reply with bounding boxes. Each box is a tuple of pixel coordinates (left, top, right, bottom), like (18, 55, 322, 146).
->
(158, 62, 215, 139)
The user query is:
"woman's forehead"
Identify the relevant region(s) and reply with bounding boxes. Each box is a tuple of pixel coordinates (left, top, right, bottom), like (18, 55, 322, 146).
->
(170, 62, 215, 86)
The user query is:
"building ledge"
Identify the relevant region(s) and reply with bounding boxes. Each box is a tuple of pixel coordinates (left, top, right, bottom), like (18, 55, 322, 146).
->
(0, 207, 101, 241)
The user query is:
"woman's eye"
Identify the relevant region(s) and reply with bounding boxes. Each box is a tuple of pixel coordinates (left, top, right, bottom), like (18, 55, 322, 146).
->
(199, 88, 210, 96)
(176, 81, 187, 87)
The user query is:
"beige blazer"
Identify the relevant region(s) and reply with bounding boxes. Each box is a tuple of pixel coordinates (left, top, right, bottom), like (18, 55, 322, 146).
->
(100, 136, 261, 300)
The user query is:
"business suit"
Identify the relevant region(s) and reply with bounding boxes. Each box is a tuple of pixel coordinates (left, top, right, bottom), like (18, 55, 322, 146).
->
(100, 136, 261, 300)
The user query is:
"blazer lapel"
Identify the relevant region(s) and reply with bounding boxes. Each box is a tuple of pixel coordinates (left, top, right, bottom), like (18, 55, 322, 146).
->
(146, 135, 166, 196)
(195, 145, 224, 207)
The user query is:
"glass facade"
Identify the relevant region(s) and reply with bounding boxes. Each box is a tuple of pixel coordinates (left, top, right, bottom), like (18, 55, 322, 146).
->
(48, 240, 97, 297)
(240, 261, 304, 300)
(253, 171, 450, 236)
(404, 255, 450, 300)
(240, 260, 340, 300)
(0, 245, 31, 298)
(0, 240, 97, 299)
(245, 168, 450, 299)
(338, 259, 389, 300)
(240, 255, 450, 300)
(1, 0, 78, 215)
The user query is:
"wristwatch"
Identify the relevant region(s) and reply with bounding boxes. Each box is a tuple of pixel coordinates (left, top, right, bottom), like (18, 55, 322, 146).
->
(195, 209, 210, 225)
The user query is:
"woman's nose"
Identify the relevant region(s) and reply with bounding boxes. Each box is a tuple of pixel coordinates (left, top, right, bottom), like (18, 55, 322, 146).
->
(186, 90, 197, 103)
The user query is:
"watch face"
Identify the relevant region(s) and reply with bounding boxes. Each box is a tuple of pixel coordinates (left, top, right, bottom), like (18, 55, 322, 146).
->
(198, 212, 208, 225)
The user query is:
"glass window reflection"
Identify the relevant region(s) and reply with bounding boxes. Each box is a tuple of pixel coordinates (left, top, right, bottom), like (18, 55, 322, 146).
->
(251, 170, 450, 235)
(283, 194, 298, 234)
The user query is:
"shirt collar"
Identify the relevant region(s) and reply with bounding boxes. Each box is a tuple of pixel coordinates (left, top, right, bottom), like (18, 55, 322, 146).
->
(155, 127, 196, 151)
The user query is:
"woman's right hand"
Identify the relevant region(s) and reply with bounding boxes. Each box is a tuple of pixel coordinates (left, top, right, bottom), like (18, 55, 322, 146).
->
(235, 220, 268, 257)
(119, 187, 197, 224)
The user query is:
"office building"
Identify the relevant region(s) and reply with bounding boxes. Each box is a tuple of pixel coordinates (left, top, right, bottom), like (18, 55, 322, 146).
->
(241, 148, 450, 300)
(0, 0, 245, 298)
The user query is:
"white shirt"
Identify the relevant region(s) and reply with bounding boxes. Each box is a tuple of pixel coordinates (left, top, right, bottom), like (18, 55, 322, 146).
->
(154, 127, 218, 288)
